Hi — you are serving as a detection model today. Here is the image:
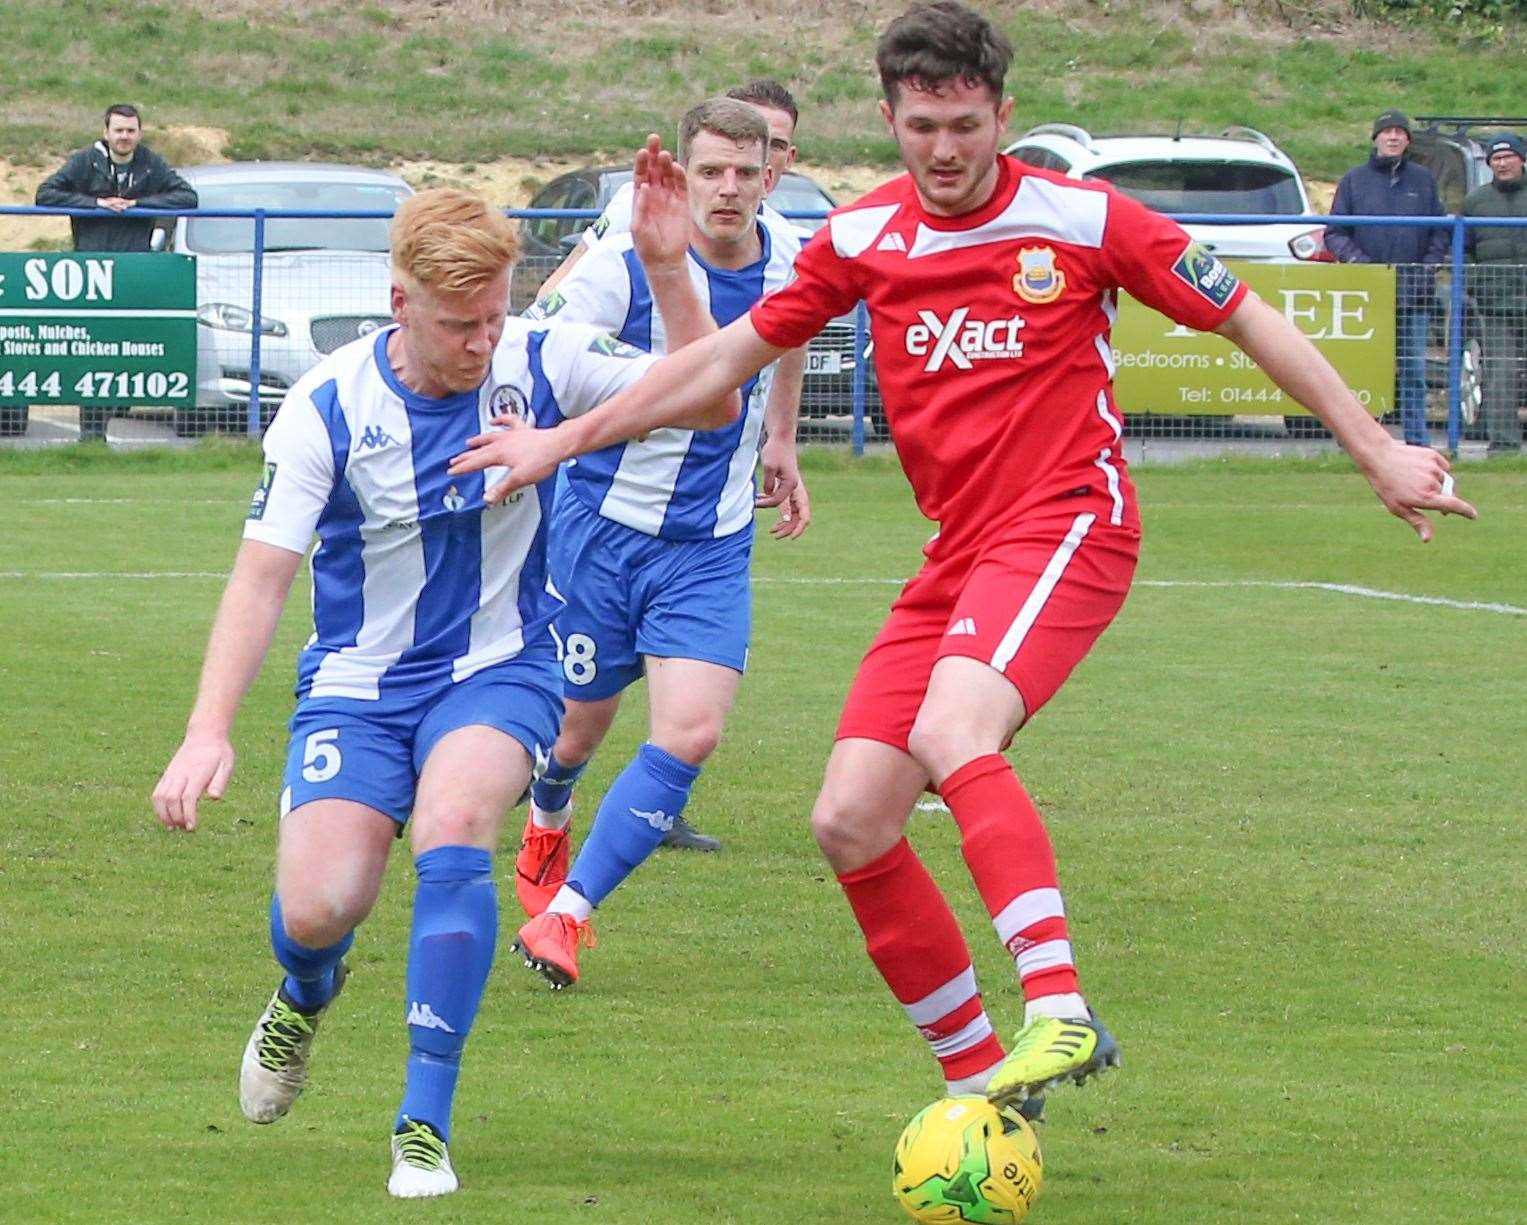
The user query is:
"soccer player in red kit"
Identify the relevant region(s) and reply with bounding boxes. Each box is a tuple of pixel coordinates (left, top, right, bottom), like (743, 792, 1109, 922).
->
(450, 1, 1473, 1112)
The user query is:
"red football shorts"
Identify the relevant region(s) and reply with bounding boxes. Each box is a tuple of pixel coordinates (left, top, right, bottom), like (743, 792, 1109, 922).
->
(836, 508, 1140, 750)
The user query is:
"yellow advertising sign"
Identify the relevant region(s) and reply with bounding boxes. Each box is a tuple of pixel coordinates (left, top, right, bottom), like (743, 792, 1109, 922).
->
(1113, 260, 1396, 416)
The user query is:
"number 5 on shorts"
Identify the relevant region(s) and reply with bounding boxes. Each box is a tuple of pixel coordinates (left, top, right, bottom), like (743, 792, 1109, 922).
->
(301, 728, 342, 783)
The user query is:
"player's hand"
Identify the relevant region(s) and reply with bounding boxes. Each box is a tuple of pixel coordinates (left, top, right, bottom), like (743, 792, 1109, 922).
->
(757, 439, 810, 539)
(631, 134, 689, 274)
(1361, 439, 1476, 542)
(96, 196, 131, 212)
(152, 731, 236, 832)
(449, 416, 564, 504)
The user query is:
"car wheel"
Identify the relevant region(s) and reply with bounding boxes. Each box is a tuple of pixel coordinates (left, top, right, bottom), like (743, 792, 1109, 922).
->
(0, 405, 29, 437)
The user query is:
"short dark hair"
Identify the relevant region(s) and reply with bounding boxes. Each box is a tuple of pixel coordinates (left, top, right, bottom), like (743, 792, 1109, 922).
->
(677, 97, 769, 166)
(876, 2, 1012, 107)
(103, 103, 141, 127)
(726, 80, 799, 129)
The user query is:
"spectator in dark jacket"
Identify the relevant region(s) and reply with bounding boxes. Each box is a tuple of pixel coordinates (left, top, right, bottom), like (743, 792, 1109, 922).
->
(32, 103, 198, 439)
(35, 103, 198, 253)
(1462, 132, 1527, 454)
(1326, 109, 1448, 446)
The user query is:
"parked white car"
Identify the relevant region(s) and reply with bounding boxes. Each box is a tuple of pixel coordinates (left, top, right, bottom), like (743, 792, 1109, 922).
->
(160, 162, 412, 434)
(1004, 124, 1328, 262)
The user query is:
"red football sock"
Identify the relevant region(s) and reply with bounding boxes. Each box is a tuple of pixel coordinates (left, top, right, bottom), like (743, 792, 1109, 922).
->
(837, 838, 1006, 1081)
(941, 754, 1081, 1001)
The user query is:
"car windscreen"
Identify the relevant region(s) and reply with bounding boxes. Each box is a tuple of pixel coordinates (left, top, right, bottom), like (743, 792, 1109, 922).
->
(185, 181, 411, 254)
(769, 177, 835, 232)
(1082, 161, 1303, 215)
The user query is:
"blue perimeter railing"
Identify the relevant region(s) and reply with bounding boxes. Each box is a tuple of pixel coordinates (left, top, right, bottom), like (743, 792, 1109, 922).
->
(4, 205, 1526, 453)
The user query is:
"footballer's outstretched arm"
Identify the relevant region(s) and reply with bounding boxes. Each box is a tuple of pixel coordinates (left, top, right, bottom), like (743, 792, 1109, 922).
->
(1215, 291, 1475, 541)
(151, 539, 303, 831)
(628, 135, 715, 356)
(451, 314, 783, 501)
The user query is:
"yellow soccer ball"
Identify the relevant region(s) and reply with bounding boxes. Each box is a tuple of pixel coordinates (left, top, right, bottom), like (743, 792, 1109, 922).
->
(892, 1095, 1044, 1224)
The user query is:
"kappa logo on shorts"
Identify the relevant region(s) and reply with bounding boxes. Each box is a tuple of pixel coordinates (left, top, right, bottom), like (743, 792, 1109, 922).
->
(1171, 240, 1239, 308)
(904, 307, 1026, 373)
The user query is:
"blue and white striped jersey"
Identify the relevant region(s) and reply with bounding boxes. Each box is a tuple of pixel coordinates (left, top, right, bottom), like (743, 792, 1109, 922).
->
(243, 321, 658, 703)
(538, 219, 799, 539)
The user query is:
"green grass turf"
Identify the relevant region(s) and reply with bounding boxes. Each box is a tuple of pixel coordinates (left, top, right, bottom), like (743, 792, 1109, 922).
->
(1, 446, 1522, 1223)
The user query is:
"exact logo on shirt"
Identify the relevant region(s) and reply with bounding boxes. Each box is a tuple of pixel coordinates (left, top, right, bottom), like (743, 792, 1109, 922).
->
(904, 307, 1027, 373)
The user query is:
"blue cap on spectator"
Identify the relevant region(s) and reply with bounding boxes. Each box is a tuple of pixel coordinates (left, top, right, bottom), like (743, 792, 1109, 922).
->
(1371, 109, 1411, 139)
(1485, 133, 1525, 161)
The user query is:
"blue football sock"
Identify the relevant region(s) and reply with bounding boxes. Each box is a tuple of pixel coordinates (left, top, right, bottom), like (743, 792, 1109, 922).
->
(565, 743, 700, 907)
(395, 845, 496, 1143)
(269, 894, 353, 1013)
(531, 752, 588, 814)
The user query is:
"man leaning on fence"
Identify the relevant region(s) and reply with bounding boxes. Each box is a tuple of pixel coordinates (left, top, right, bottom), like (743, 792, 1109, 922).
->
(33, 104, 198, 439)
(1325, 109, 1447, 448)
(1462, 133, 1527, 456)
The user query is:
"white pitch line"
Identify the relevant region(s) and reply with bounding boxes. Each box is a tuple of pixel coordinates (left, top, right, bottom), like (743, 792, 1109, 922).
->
(0, 571, 227, 579)
(2, 570, 1523, 617)
(1137, 579, 1527, 616)
(754, 575, 1527, 616)
(2, 497, 236, 505)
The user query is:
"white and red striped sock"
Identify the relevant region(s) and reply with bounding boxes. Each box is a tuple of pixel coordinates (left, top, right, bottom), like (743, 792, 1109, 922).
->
(837, 837, 1007, 1082)
(942, 755, 1086, 1016)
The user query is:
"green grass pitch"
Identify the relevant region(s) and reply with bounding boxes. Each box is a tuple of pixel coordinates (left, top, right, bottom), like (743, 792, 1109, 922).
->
(1, 445, 1522, 1224)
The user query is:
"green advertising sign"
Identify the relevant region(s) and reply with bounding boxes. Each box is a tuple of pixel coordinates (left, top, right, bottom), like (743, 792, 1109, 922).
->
(1113, 260, 1396, 416)
(0, 252, 196, 406)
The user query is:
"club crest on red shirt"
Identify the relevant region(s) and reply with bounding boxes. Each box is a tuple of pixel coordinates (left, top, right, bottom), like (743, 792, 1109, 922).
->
(1013, 245, 1066, 304)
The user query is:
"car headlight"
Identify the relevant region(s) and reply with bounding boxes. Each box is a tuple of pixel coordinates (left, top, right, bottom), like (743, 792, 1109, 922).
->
(197, 302, 289, 336)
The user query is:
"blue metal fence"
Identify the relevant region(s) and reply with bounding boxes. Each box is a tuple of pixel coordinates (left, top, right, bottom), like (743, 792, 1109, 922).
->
(4, 203, 1525, 454)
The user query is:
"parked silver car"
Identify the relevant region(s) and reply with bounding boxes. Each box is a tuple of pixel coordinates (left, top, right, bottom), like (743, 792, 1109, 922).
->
(160, 163, 411, 434)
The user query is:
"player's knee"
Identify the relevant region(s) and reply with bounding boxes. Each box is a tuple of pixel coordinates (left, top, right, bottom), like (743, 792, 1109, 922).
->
(413, 804, 497, 851)
(553, 717, 604, 765)
(811, 788, 874, 868)
(905, 716, 965, 781)
(652, 720, 722, 767)
(279, 889, 364, 948)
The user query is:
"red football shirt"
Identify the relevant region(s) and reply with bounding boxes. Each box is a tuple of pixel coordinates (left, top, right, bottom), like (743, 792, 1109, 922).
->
(752, 155, 1248, 554)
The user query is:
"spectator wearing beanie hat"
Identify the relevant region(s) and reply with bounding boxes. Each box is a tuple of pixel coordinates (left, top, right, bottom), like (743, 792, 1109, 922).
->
(1326, 109, 1448, 446)
(1462, 132, 1527, 454)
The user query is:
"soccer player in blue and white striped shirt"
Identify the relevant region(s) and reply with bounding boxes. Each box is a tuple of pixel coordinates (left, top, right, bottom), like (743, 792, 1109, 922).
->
(150, 173, 735, 1198)
(506, 99, 808, 990)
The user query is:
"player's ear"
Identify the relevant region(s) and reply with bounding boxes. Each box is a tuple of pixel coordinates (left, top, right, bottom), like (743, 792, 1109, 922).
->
(878, 98, 896, 135)
(996, 95, 1014, 134)
(390, 281, 407, 323)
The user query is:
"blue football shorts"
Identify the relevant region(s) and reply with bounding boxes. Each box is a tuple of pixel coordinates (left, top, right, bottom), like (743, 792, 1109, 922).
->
(548, 489, 753, 701)
(279, 644, 564, 826)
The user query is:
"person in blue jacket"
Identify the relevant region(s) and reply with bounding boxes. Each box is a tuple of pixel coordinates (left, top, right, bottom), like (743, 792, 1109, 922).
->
(1326, 110, 1448, 446)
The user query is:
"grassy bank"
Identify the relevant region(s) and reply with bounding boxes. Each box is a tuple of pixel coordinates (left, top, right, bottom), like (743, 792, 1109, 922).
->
(2, 0, 1520, 182)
